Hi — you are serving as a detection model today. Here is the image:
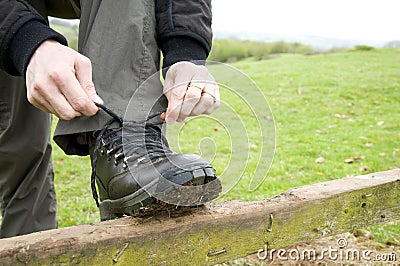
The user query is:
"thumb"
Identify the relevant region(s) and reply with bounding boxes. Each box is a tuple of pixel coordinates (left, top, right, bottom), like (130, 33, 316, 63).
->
(87, 91, 104, 105)
(75, 54, 104, 105)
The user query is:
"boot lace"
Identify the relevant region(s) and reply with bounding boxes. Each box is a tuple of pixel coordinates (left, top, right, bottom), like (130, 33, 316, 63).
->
(91, 103, 165, 207)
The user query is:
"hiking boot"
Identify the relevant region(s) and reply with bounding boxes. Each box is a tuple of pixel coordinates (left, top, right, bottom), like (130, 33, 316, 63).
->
(89, 104, 222, 221)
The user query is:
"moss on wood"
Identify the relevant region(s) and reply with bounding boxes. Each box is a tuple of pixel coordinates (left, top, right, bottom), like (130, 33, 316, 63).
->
(1, 170, 399, 265)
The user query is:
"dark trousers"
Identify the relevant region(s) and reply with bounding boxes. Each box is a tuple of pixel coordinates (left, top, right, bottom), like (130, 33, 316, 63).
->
(0, 0, 162, 237)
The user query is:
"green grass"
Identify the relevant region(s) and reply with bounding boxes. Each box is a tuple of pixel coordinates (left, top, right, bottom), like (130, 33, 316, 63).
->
(225, 49, 400, 199)
(0, 46, 391, 247)
(232, 49, 400, 245)
(52, 141, 98, 226)
(50, 48, 400, 246)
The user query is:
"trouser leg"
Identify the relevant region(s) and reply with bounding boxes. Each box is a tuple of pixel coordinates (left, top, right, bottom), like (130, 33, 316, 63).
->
(0, 71, 57, 238)
(54, 0, 165, 156)
(0, 0, 86, 238)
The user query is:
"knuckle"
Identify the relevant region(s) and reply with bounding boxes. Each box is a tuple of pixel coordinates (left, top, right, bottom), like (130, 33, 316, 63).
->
(83, 82, 96, 93)
(31, 77, 47, 94)
(60, 112, 75, 121)
(70, 97, 87, 111)
(79, 56, 92, 68)
(185, 91, 200, 100)
(204, 98, 214, 107)
(61, 109, 81, 120)
(48, 70, 64, 84)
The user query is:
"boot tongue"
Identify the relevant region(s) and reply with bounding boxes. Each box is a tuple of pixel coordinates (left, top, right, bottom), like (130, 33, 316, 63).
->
(102, 128, 122, 148)
(122, 122, 147, 161)
(122, 124, 172, 164)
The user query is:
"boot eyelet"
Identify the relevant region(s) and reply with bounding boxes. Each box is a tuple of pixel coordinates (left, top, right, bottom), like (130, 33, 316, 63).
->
(90, 106, 225, 211)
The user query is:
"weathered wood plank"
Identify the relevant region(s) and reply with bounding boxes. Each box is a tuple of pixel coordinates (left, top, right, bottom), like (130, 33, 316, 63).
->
(0, 169, 399, 265)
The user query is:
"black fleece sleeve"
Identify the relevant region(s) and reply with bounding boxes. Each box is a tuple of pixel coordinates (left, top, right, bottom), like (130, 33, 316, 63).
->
(155, 0, 213, 69)
(0, 0, 67, 76)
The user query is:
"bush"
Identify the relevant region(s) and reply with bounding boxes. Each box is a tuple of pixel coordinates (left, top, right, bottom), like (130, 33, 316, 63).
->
(209, 39, 315, 63)
(352, 45, 374, 51)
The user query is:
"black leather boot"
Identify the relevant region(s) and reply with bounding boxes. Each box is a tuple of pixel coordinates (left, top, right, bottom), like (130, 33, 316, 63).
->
(89, 104, 221, 220)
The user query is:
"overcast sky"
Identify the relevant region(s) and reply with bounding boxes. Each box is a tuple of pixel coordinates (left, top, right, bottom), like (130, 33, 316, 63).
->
(212, 0, 400, 41)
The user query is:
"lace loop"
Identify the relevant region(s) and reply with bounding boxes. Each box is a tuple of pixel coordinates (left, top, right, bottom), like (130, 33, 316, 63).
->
(90, 103, 165, 207)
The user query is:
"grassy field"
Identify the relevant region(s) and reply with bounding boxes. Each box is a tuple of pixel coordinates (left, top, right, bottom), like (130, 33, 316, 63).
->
(48, 48, 399, 247)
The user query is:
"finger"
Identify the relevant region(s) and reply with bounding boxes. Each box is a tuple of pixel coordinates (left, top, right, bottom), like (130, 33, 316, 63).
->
(53, 69, 98, 117)
(164, 68, 193, 124)
(164, 83, 186, 124)
(75, 55, 104, 105)
(204, 83, 221, 114)
(189, 81, 220, 116)
(34, 83, 81, 120)
(26, 81, 52, 114)
(28, 94, 53, 114)
(160, 112, 166, 121)
(190, 92, 215, 116)
(50, 95, 82, 120)
(177, 82, 204, 122)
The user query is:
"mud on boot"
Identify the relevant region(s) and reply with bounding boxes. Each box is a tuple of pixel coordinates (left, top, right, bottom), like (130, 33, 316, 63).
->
(89, 104, 222, 221)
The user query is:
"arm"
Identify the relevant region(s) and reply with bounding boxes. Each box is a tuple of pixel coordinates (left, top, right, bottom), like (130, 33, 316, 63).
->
(0, 0, 67, 75)
(155, 0, 212, 70)
(156, 0, 219, 124)
(0, 0, 101, 120)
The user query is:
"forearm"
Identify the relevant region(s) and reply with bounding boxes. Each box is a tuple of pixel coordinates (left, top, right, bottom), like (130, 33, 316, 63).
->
(0, 0, 67, 76)
(155, 0, 213, 69)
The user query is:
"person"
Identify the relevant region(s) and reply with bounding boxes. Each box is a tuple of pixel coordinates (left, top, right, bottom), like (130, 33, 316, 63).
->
(0, 0, 221, 238)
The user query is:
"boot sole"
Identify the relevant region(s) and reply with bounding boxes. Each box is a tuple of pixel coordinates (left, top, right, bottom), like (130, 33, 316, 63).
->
(98, 165, 221, 221)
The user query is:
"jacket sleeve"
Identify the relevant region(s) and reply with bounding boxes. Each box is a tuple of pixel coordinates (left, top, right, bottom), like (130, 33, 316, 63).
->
(0, 0, 67, 76)
(155, 0, 213, 69)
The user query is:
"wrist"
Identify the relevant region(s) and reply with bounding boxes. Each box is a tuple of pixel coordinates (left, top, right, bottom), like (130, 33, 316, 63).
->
(160, 37, 208, 66)
(8, 20, 67, 76)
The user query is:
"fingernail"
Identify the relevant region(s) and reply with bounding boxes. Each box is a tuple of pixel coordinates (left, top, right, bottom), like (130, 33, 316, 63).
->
(92, 95, 104, 105)
(160, 112, 166, 121)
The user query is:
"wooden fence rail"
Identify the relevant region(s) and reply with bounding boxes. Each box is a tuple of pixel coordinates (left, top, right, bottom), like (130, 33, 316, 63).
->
(0, 169, 399, 265)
